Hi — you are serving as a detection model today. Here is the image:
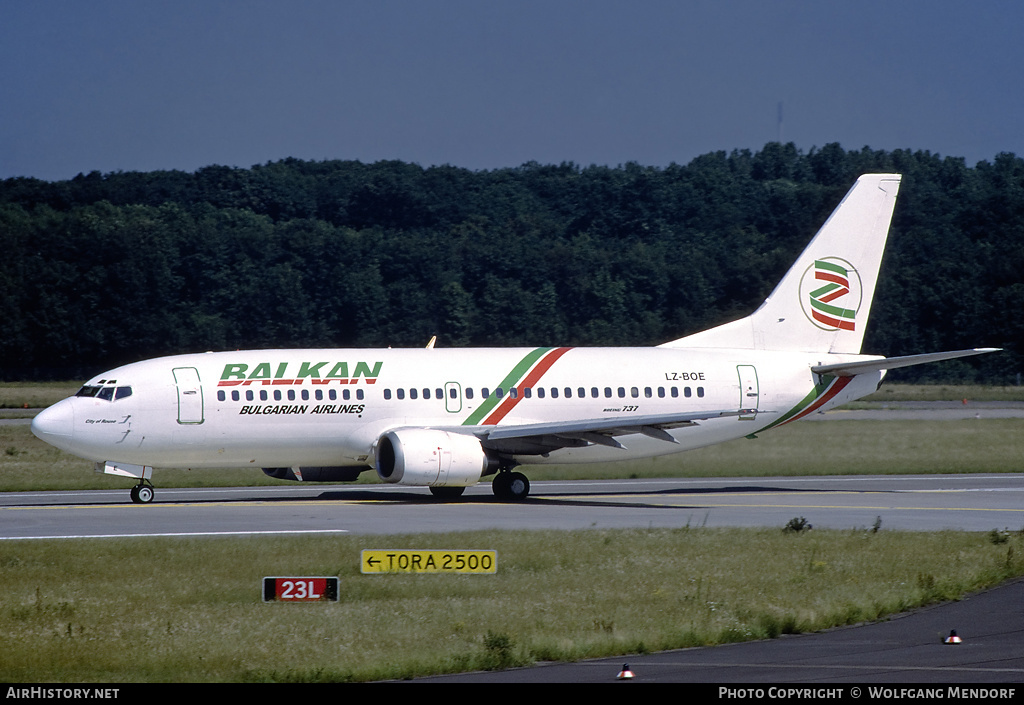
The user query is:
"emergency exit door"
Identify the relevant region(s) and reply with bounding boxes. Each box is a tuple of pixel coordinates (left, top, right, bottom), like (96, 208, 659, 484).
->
(737, 365, 759, 420)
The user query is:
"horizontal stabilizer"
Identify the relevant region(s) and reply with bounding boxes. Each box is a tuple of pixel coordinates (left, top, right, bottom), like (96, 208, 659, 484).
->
(811, 348, 1000, 377)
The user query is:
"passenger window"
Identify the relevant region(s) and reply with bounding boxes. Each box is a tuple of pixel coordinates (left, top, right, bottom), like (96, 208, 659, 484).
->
(671, 387, 679, 398)
(631, 387, 639, 398)
(217, 390, 226, 402)
(510, 388, 518, 399)
(356, 390, 363, 401)
(684, 387, 692, 398)
(410, 388, 418, 400)
(384, 389, 392, 400)
(604, 387, 612, 398)
(231, 390, 240, 402)
(644, 387, 652, 398)
(523, 388, 531, 399)
(564, 387, 572, 398)
(591, 387, 599, 398)
(423, 388, 431, 399)
(261, 390, 269, 401)
(537, 387, 545, 399)
(482, 387, 490, 398)
(246, 390, 254, 402)
(551, 388, 559, 399)
(397, 389, 405, 400)
(617, 387, 625, 398)
(658, 387, 665, 398)
(466, 388, 474, 399)
(697, 387, 705, 398)
(495, 388, 504, 399)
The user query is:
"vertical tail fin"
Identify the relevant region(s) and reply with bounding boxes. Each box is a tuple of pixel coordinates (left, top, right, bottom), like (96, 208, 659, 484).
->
(661, 174, 902, 354)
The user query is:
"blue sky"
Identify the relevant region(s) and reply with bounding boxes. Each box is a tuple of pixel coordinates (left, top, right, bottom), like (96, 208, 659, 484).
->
(3, 0, 1023, 181)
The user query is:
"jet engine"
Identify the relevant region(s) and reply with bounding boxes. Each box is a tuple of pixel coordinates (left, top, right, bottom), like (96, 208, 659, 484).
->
(262, 466, 366, 482)
(375, 429, 491, 487)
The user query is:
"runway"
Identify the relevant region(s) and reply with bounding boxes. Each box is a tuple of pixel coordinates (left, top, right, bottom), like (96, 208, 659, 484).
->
(2, 474, 1022, 684)
(2, 474, 1022, 540)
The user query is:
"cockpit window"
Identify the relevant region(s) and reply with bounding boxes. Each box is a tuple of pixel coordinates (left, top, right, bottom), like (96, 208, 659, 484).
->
(76, 385, 102, 397)
(97, 387, 115, 401)
(114, 386, 133, 400)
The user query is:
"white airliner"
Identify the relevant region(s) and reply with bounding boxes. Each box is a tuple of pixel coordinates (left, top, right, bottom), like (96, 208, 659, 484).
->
(31, 174, 997, 503)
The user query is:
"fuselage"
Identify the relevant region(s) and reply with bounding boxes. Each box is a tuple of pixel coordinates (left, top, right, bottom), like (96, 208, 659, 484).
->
(31, 346, 882, 471)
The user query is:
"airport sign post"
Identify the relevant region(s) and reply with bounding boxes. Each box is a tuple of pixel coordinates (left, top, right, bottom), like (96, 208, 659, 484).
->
(361, 549, 497, 574)
(262, 576, 340, 602)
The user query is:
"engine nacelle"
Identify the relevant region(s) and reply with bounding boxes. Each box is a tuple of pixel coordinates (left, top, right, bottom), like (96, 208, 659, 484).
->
(262, 466, 366, 482)
(375, 429, 489, 487)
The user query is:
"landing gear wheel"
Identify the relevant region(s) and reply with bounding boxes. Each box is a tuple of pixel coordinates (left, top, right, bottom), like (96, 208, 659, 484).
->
(131, 483, 154, 504)
(492, 473, 510, 499)
(492, 471, 530, 501)
(506, 472, 529, 501)
(429, 486, 466, 499)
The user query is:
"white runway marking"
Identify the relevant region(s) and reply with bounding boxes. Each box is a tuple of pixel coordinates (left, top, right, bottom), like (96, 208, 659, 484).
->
(0, 529, 350, 541)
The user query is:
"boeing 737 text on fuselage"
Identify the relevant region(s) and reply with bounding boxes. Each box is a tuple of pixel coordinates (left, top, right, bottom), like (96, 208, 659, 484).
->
(31, 174, 998, 503)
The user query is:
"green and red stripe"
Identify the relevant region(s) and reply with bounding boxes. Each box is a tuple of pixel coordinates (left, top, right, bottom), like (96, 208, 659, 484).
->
(757, 374, 853, 432)
(462, 347, 573, 426)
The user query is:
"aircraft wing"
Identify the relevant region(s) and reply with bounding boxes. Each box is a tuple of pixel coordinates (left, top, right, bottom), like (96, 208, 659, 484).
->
(811, 348, 1000, 378)
(471, 409, 752, 455)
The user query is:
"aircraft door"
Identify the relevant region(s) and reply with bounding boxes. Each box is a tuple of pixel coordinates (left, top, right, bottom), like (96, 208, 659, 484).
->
(444, 382, 462, 414)
(737, 365, 759, 420)
(173, 367, 205, 424)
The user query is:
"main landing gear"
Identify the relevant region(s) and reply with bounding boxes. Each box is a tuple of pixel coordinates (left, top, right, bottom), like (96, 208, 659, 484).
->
(129, 481, 155, 504)
(492, 470, 530, 501)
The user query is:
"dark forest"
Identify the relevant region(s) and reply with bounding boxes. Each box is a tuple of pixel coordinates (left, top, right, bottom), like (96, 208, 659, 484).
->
(1, 142, 1020, 383)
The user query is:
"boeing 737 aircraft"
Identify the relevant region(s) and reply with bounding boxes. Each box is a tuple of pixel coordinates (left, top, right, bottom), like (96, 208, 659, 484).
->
(31, 174, 997, 503)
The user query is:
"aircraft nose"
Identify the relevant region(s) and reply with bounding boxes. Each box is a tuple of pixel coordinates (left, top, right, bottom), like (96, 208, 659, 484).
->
(31, 399, 75, 444)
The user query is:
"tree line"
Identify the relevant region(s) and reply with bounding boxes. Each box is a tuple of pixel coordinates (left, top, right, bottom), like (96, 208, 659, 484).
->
(1, 143, 1020, 383)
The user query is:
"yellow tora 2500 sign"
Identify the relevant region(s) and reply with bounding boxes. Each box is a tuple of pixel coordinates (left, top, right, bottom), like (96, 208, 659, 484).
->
(361, 550, 497, 574)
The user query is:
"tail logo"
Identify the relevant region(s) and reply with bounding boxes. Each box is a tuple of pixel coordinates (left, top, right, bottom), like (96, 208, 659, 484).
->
(800, 257, 862, 332)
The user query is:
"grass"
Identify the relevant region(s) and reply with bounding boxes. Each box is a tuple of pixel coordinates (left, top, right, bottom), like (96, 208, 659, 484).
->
(1, 527, 1021, 682)
(0, 382, 79, 411)
(862, 384, 1024, 403)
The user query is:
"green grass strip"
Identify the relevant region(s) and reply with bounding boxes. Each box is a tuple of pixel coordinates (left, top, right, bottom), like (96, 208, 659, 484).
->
(1, 528, 1021, 682)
